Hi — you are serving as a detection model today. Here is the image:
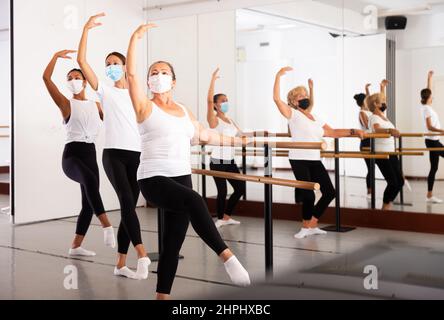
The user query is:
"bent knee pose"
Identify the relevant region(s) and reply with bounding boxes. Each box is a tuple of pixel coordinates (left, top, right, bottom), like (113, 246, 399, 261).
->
(207, 68, 246, 228)
(77, 13, 150, 279)
(43, 50, 115, 256)
(274, 67, 364, 239)
(420, 71, 444, 204)
(367, 92, 404, 211)
(127, 24, 251, 300)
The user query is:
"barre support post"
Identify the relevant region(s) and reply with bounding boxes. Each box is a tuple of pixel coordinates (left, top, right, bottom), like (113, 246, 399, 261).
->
(264, 143, 273, 279)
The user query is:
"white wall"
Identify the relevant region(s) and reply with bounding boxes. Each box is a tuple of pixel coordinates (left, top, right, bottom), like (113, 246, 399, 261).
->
(13, 0, 147, 224)
(0, 34, 10, 167)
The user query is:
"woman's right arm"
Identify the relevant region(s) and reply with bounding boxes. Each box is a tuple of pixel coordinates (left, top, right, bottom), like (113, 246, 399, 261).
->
(77, 13, 105, 91)
(365, 83, 371, 97)
(42, 50, 74, 120)
(127, 24, 156, 122)
(273, 67, 293, 119)
(207, 68, 219, 129)
(372, 123, 400, 137)
(427, 70, 434, 90)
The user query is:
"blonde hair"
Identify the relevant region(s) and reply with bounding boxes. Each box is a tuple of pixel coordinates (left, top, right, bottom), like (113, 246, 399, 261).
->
(287, 86, 308, 109)
(366, 93, 381, 113)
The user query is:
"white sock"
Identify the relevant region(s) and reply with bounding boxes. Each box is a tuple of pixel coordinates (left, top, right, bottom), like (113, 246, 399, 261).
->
(114, 266, 138, 280)
(294, 228, 311, 239)
(103, 226, 116, 248)
(224, 256, 251, 287)
(310, 227, 327, 236)
(136, 257, 152, 280)
(69, 247, 96, 257)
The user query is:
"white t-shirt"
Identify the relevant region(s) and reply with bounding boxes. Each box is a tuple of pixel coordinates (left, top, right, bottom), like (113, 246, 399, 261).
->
(421, 105, 441, 141)
(211, 118, 239, 161)
(359, 110, 373, 133)
(65, 99, 102, 144)
(96, 81, 141, 152)
(137, 103, 196, 180)
(288, 109, 325, 161)
(368, 114, 395, 152)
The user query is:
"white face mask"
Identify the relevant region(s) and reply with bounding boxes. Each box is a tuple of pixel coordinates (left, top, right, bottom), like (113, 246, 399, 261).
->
(67, 80, 85, 95)
(148, 74, 173, 94)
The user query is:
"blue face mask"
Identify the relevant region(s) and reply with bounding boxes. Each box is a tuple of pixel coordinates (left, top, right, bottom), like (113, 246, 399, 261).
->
(220, 102, 230, 113)
(105, 65, 124, 82)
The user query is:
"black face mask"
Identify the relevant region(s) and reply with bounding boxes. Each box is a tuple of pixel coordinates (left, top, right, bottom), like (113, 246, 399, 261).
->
(298, 98, 311, 110)
(380, 103, 387, 112)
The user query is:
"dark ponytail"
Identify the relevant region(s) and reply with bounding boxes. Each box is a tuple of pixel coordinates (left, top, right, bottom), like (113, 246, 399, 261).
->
(421, 88, 432, 105)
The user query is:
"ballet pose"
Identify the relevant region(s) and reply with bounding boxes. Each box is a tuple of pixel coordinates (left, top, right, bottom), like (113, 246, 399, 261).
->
(367, 92, 404, 211)
(420, 71, 444, 203)
(274, 67, 364, 239)
(77, 13, 150, 279)
(127, 24, 251, 300)
(43, 49, 115, 256)
(207, 68, 246, 228)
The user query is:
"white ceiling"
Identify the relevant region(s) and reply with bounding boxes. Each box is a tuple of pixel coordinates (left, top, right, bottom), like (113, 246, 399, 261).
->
(236, 9, 307, 32)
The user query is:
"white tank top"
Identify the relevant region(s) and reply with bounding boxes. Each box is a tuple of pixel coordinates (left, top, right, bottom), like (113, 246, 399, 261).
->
(137, 102, 196, 180)
(359, 110, 373, 133)
(64, 99, 102, 144)
(211, 118, 239, 161)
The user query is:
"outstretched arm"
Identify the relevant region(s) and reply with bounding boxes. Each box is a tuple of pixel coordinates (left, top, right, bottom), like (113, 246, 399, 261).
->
(77, 13, 105, 91)
(273, 67, 293, 119)
(323, 124, 365, 139)
(207, 68, 220, 129)
(308, 78, 314, 112)
(127, 24, 156, 122)
(42, 50, 75, 120)
(380, 79, 389, 104)
(427, 70, 434, 90)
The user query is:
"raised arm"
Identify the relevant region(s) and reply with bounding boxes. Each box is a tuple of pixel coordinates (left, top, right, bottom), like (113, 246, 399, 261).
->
(77, 13, 105, 91)
(273, 67, 293, 119)
(127, 24, 156, 122)
(307, 78, 314, 112)
(427, 70, 434, 90)
(365, 83, 371, 97)
(207, 68, 220, 129)
(42, 50, 75, 120)
(380, 79, 389, 104)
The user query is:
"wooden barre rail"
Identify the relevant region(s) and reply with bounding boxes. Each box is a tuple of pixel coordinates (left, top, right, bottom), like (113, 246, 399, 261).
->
(397, 148, 444, 152)
(192, 169, 320, 191)
(400, 132, 444, 137)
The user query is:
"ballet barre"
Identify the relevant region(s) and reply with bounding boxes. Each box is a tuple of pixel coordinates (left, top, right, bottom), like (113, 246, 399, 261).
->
(192, 169, 318, 277)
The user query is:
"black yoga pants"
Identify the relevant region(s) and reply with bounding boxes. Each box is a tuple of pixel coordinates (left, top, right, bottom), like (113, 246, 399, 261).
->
(138, 175, 228, 294)
(375, 156, 404, 204)
(62, 142, 105, 236)
(289, 160, 335, 221)
(103, 149, 143, 255)
(425, 139, 444, 192)
(210, 159, 246, 219)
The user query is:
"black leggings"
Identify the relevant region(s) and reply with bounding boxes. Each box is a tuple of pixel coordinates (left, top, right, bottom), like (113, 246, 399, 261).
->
(360, 138, 372, 189)
(138, 175, 228, 294)
(375, 156, 404, 204)
(210, 159, 246, 219)
(62, 142, 105, 236)
(103, 149, 142, 255)
(425, 139, 444, 192)
(289, 160, 335, 221)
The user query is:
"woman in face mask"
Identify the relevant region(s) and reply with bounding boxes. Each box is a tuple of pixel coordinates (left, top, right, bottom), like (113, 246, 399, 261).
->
(43, 49, 115, 257)
(420, 71, 444, 204)
(207, 68, 246, 228)
(77, 13, 150, 280)
(127, 24, 251, 300)
(274, 66, 365, 239)
(367, 93, 404, 211)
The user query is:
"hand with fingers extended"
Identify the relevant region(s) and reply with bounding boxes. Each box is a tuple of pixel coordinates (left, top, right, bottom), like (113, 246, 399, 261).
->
(54, 50, 77, 60)
(365, 83, 371, 90)
(133, 23, 157, 39)
(277, 66, 293, 77)
(84, 13, 106, 30)
(428, 70, 434, 79)
(381, 79, 389, 87)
